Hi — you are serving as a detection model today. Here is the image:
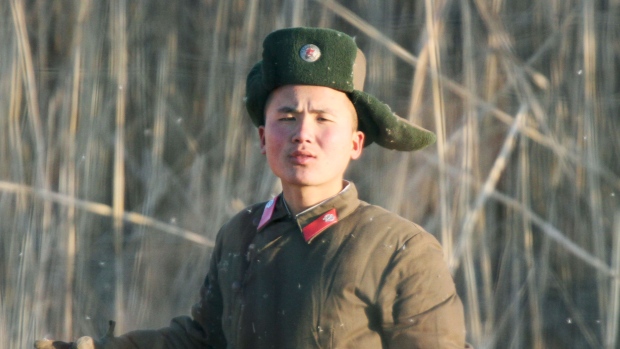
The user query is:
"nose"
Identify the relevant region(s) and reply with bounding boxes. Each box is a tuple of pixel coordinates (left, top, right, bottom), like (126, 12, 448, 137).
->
(291, 116, 314, 144)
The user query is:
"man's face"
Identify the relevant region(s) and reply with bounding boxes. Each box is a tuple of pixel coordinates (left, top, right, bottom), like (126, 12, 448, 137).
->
(259, 85, 364, 194)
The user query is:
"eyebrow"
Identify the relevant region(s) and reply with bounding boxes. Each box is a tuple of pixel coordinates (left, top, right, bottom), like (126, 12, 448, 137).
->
(277, 106, 298, 113)
(277, 106, 330, 115)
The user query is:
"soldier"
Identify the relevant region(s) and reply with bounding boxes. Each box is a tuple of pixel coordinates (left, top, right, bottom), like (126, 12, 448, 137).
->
(36, 27, 470, 349)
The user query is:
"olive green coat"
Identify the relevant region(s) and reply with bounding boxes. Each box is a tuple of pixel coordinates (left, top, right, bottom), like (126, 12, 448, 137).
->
(117, 183, 468, 348)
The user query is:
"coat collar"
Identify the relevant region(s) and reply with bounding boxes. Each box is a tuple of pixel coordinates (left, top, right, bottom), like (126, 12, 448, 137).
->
(257, 182, 361, 243)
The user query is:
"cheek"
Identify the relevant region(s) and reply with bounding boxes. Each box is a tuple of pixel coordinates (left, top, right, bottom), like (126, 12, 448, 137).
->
(322, 129, 354, 151)
(263, 129, 286, 155)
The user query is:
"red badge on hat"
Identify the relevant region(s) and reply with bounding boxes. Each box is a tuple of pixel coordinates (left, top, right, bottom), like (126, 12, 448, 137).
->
(300, 44, 321, 62)
(302, 208, 338, 243)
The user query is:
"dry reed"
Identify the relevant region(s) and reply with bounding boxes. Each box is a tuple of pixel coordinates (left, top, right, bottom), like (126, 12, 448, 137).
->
(1, 0, 618, 348)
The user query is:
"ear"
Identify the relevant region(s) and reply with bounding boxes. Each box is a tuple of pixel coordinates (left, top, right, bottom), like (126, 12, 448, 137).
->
(350, 130, 364, 160)
(258, 126, 267, 154)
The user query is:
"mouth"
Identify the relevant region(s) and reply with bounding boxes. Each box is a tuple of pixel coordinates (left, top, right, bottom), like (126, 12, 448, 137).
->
(289, 150, 316, 165)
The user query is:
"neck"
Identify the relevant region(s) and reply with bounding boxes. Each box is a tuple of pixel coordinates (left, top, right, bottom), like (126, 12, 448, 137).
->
(282, 181, 346, 215)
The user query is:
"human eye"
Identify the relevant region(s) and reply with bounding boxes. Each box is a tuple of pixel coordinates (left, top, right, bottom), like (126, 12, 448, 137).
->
(277, 107, 298, 121)
(316, 113, 334, 122)
(279, 114, 296, 121)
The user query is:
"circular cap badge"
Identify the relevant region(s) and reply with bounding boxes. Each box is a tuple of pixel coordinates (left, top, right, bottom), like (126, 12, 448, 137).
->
(300, 44, 321, 62)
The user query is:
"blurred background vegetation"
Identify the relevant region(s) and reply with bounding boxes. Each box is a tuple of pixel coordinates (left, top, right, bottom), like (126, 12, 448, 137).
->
(1, 0, 619, 348)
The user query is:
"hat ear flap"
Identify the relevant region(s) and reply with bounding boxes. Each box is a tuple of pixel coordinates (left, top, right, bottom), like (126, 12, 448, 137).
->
(349, 91, 378, 147)
(245, 62, 271, 127)
(350, 90, 436, 151)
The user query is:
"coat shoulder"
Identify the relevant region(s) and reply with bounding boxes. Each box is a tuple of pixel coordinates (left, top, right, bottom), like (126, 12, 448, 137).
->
(214, 201, 266, 246)
(352, 202, 435, 243)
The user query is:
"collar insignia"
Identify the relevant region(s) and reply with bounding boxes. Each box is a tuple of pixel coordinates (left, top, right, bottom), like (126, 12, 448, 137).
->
(258, 196, 278, 230)
(302, 208, 338, 243)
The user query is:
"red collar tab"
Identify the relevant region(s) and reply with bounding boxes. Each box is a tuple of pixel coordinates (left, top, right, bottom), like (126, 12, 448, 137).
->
(258, 196, 278, 231)
(302, 208, 338, 243)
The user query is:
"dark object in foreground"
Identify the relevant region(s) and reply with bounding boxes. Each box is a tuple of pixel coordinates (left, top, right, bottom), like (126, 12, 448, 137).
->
(34, 321, 116, 349)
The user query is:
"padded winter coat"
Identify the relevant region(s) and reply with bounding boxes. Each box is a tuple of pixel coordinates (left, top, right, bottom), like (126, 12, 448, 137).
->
(115, 183, 468, 348)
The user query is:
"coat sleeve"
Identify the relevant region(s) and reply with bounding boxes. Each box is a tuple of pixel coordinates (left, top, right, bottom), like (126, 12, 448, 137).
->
(170, 226, 227, 349)
(109, 228, 227, 349)
(377, 231, 469, 348)
(33, 274, 224, 349)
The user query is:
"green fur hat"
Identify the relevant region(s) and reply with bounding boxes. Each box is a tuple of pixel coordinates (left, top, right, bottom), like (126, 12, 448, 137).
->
(245, 27, 436, 151)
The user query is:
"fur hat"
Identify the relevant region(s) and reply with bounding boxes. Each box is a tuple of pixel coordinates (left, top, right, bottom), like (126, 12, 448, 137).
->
(245, 27, 436, 151)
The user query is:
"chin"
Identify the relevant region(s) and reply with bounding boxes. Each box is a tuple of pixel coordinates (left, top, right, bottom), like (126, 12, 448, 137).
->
(283, 175, 342, 190)
(283, 178, 319, 187)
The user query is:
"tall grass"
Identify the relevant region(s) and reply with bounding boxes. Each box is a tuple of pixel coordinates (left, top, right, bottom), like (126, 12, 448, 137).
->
(1, 0, 618, 348)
